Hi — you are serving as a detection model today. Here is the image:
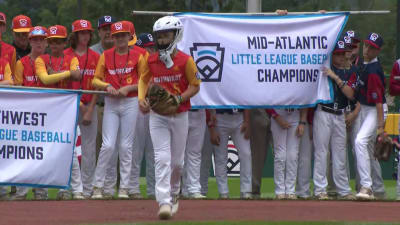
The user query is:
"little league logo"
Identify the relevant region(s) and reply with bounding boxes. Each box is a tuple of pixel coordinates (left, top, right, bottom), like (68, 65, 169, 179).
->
(49, 27, 57, 35)
(344, 36, 351, 44)
(346, 30, 355, 38)
(338, 41, 345, 49)
(19, 19, 27, 27)
(80, 20, 88, 28)
(115, 23, 122, 30)
(104, 16, 112, 23)
(370, 33, 379, 41)
(189, 43, 225, 82)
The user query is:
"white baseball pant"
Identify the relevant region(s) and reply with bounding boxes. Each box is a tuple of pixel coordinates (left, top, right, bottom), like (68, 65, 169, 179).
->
(150, 111, 188, 206)
(296, 123, 313, 198)
(271, 109, 300, 195)
(103, 149, 118, 195)
(79, 105, 98, 197)
(129, 111, 155, 196)
(182, 110, 206, 196)
(59, 149, 83, 194)
(313, 107, 351, 196)
(214, 113, 252, 195)
(93, 96, 138, 190)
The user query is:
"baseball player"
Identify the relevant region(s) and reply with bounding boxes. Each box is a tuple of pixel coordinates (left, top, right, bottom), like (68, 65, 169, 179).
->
(352, 33, 386, 200)
(138, 16, 200, 219)
(313, 40, 357, 200)
(64, 19, 100, 199)
(10, 26, 49, 200)
(296, 109, 314, 199)
(35, 25, 84, 200)
(267, 108, 306, 199)
(0, 12, 17, 75)
(128, 33, 156, 199)
(11, 15, 32, 61)
(91, 21, 148, 199)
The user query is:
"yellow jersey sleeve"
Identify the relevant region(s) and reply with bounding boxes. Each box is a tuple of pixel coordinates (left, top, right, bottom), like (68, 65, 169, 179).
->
(14, 60, 24, 85)
(70, 57, 80, 71)
(185, 57, 200, 86)
(35, 56, 71, 85)
(138, 54, 152, 101)
(10, 49, 16, 74)
(92, 53, 109, 90)
(4, 62, 13, 84)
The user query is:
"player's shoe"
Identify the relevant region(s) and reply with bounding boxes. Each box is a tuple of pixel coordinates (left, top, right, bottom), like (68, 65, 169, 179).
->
(34, 192, 48, 200)
(129, 193, 143, 199)
(240, 192, 252, 199)
(56, 191, 71, 200)
(275, 194, 285, 200)
(91, 187, 104, 199)
(356, 187, 374, 200)
(188, 192, 206, 199)
(315, 193, 330, 200)
(72, 192, 85, 200)
(171, 195, 179, 215)
(374, 192, 386, 200)
(158, 204, 172, 220)
(219, 193, 229, 199)
(8, 194, 27, 201)
(338, 194, 356, 200)
(285, 194, 297, 200)
(118, 189, 129, 199)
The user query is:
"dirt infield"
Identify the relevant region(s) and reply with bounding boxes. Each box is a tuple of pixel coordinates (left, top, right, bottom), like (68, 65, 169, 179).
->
(1, 199, 400, 225)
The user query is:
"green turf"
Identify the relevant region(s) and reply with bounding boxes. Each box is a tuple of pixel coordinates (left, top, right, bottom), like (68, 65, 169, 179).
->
(88, 221, 400, 225)
(16, 177, 398, 200)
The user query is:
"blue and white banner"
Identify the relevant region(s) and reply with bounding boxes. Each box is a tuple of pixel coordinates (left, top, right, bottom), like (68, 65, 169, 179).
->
(0, 88, 80, 189)
(177, 13, 348, 108)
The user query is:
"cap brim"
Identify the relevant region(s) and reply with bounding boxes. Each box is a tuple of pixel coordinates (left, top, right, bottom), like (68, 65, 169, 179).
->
(46, 36, 67, 39)
(333, 49, 351, 53)
(142, 42, 155, 47)
(13, 28, 30, 32)
(364, 40, 380, 49)
(29, 35, 47, 38)
(73, 28, 93, 32)
(111, 30, 130, 35)
(98, 23, 112, 28)
(128, 35, 137, 46)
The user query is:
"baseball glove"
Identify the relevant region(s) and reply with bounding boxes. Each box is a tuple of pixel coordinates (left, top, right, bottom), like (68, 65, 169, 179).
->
(146, 84, 181, 115)
(374, 132, 393, 161)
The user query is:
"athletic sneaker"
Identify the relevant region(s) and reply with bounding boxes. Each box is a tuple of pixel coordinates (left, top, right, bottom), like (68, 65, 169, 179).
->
(118, 189, 129, 199)
(219, 193, 229, 199)
(315, 193, 330, 200)
(72, 192, 85, 200)
(188, 192, 206, 199)
(240, 192, 252, 199)
(356, 187, 374, 200)
(129, 193, 143, 199)
(158, 204, 172, 220)
(8, 194, 27, 201)
(91, 187, 103, 199)
(285, 194, 297, 200)
(56, 191, 71, 200)
(34, 192, 48, 200)
(102, 192, 113, 199)
(275, 194, 285, 200)
(338, 194, 356, 200)
(171, 195, 179, 215)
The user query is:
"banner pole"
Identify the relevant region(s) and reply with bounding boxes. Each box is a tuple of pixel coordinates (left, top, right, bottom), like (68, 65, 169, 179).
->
(132, 10, 390, 16)
(0, 85, 107, 95)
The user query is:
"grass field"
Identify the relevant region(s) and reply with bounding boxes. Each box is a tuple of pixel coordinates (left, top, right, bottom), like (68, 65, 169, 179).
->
(16, 177, 398, 200)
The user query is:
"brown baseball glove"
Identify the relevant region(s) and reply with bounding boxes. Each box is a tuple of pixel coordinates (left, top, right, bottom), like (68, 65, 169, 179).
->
(146, 84, 181, 115)
(374, 132, 393, 161)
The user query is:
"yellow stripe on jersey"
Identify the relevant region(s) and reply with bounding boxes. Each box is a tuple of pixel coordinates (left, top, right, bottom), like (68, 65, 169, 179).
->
(185, 56, 200, 86)
(92, 53, 109, 90)
(35, 56, 72, 85)
(14, 60, 24, 86)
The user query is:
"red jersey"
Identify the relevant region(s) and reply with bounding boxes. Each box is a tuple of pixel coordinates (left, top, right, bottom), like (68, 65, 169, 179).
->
(0, 41, 16, 73)
(15, 55, 45, 87)
(36, 54, 78, 89)
(64, 47, 99, 104)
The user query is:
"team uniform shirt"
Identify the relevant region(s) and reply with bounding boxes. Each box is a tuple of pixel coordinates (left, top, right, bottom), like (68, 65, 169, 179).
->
(0, 41, 17, 74)
(389, 58, 400, 96)
(356, 58, 386, 106)
(92, 46, 148, 97)
(13, 42, 31, 61)
(14, 55, 44, 87)
(0, 58, 13, 84)
(139, 50, 200, 113)
(320, 65, 357, 110)
(35, 54, 79, 89)
(64, 47, 99, 104)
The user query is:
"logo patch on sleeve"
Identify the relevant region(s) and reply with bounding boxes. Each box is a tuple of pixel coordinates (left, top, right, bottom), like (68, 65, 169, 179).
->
(372, 92, 378, 99)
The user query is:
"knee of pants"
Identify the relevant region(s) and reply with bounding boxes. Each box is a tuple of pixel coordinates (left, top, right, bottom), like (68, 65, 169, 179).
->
(101, 142, 114, 153)
(171, 160, 184, 172)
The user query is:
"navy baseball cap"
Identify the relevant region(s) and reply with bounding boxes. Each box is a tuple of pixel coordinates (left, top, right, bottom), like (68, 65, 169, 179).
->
(345, 30, 360, 43)
(97, 15, 115, 28)
(135, 33, 155, 47)
(333, 40, 351, 53)
(364, 32, 384, 50)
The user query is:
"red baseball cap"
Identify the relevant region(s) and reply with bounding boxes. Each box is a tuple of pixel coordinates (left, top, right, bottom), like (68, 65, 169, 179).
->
(29, 26, 48, 38)
(121, 20, 137, 46)
(72, 19, 94, 32)
(47, 25, 68, 39)
(0, 12, 6, 24)
(12, 15, 32, 32)
(111, 21, 131, 35)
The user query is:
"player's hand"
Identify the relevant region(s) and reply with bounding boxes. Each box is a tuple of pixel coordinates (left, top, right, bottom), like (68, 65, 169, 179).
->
(345, 112, 356, 127)
(47, 67, 55, 75)
(79, 103, 88, 115)
(118, 86, 130, 97)
(82, 109, 93, 126)
(139, 99, 150, 114)
(274, 115, 291, 129)
(322, 67, 337, 80)
(70, 70, 82, 81)
(275, 9, 288, 15)
(240, 121, 250, 140)
(209, 127, 220, 146)
(208, 113, 217, 127)
(106, 85, 119, 96)
(296, 124, 305, 137)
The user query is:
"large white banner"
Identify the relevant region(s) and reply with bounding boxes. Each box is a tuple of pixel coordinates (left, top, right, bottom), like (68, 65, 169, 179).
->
(177, 13, 349, 108)
(0, 88, 80, 189)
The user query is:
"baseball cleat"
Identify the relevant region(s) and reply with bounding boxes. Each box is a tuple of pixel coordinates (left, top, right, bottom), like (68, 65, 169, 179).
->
(34, 193, 48, 200)
(314, 193, 330, 200)
(285, 194, 297, 200)
(356, 187, 374, 200)
(338, 194, 356, 200)
(219, 193, 229, 199)
(129, 193, 143, 199)
(275, 194, 285, 200)
(240, 192, 252, 199)
(158, 204, 172, 220)
(56, 191, 71, 200)
(118, 189, 129, 199)
(188, 192, 206, 199)
(72, 192, 85, 200)
(91, 187, 104, 199)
